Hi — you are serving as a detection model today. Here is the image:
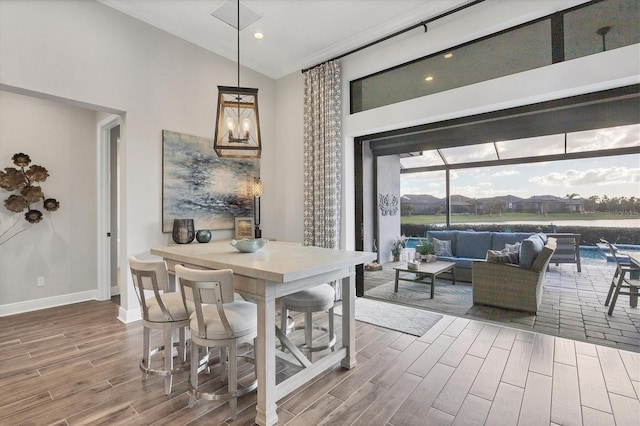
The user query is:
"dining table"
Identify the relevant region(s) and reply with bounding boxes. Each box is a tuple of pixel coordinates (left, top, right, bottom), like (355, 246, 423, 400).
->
(151, 240, 376, 426)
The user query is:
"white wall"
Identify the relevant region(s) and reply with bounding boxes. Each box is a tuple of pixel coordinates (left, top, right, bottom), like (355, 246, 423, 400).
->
(376, 155, 401, 263)
(271, 72, 305, 243)
(0, 91, 98, 312)
(0, 0, 275, 319)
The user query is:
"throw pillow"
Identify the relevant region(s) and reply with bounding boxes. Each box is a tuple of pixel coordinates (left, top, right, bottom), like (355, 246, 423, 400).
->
(486, 250, 500, 262)
(504, 242, 521, 253)
(433, 237, 453, 256)
(519, 235, 544, 268)
(486, 249, 519, 264)
(533, 232, 548, 244)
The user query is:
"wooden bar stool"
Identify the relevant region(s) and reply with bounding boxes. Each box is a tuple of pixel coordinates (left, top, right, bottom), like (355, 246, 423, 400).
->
(176, 265, 258, 420)
(280, 283, 336, 361)
(129, 256, 190, 395)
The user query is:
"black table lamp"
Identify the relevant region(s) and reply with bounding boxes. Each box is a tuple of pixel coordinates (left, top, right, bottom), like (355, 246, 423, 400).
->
(251, 177, 263, 238)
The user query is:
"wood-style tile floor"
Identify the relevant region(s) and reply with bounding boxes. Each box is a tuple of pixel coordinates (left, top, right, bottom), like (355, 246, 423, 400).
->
(1, 300, 638, 425)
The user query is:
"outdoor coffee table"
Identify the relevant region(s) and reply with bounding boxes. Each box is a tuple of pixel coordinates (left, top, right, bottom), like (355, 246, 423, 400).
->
(394, 261, 456, 298)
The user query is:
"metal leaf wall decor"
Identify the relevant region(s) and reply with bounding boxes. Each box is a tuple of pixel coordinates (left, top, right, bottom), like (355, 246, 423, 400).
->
(0, 153, 59, 225)
(379, 193, 398, 216)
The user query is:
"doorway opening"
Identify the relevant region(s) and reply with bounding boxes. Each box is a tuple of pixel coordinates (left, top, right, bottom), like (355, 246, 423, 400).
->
(98, 115, 122, 303)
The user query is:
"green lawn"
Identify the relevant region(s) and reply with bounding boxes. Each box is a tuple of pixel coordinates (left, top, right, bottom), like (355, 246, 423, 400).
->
(401, 212, 637, 225)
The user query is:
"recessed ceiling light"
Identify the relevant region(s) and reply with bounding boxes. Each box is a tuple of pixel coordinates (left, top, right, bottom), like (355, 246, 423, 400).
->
(254, 32, 264, 40)
(444, 52, 453, 59)
(425, 76, 434, 82)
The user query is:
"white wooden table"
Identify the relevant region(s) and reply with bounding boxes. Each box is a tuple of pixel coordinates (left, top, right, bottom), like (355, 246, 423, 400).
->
(151, 240, 375, 426)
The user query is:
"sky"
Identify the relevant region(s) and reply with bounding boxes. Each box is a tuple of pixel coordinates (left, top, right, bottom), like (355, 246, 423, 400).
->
(401, 154, 640, 199)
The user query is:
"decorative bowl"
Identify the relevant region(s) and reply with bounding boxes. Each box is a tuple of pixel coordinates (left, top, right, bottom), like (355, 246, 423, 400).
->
(230, 238, 267, 253)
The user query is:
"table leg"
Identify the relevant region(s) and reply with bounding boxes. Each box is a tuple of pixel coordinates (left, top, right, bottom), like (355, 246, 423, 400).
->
(451, 267, 456, 285)
(341, 271, 357, 369)
(394, 269, 400, 293)
(429, 274, 435, 299)
(255, 291, 278, 426)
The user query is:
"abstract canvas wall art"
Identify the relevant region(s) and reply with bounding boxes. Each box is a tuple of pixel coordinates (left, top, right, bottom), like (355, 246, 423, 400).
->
(162, 130, 259, 232)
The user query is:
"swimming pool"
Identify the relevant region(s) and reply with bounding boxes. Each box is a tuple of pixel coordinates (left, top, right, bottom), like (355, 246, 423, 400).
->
(592, 243, 640, 265)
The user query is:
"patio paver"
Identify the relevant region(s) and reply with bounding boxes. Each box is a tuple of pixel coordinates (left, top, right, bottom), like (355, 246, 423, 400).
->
(365, 261, 640, 352)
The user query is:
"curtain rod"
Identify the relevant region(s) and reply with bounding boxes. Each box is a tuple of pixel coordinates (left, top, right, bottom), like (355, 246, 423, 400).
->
(301, 0, 484, 73)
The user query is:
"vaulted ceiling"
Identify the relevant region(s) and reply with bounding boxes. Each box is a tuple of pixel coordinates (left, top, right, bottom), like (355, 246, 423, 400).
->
(98, 0, 468, 79)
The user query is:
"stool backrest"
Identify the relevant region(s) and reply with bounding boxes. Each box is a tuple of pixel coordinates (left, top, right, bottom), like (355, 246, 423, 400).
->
(175, 265, 237, 338)
(129, 256, 172, 321)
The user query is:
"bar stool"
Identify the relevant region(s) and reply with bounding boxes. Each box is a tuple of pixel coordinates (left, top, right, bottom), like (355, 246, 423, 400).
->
(600, 239, 640, 315)
(129, 256, 190, 395)
(176, 265, 258, 419)
(280, 283, 336, 361)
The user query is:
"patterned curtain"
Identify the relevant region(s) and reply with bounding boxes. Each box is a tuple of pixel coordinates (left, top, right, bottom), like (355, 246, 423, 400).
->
(303, 61, 342, 249)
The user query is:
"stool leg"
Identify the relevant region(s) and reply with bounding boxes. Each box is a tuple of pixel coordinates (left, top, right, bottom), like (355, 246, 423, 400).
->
(179, 327, 187, 363)
(164, 324, 173, 395)
(329, 307, 335, 352)
(228, 343, 238, 419)
(220, 347, 228, 383)
(305, 310, 313, 360)
(189, 342, 198, 407)
(204, 347, 211, 374)
(281, 304, 288, 334)
(141, 326, 151, 380)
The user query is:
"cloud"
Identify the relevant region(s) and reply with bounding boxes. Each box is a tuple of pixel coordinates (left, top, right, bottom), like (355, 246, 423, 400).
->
(493, 169, 519, 177)
(529, 167, 640, 187)
(568, 124, 640, 151)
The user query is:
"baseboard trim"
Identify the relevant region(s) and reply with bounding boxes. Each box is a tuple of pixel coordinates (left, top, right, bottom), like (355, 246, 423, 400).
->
(0, 290, 98, 317)
(118, 305, 141, 324)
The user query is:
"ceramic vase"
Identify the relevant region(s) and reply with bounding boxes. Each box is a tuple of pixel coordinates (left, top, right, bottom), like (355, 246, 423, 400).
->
(196, 229, 212, 243)
(172, 219, 195, 244)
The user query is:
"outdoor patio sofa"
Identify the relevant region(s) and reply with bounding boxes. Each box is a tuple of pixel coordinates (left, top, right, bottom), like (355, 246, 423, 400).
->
(426, 230, 534, 282)
(472, 236, 557, 313)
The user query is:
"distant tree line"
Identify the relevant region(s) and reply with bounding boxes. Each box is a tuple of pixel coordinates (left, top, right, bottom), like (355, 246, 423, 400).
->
(401, 195, 639, 215)
(582, 195, 639, 213)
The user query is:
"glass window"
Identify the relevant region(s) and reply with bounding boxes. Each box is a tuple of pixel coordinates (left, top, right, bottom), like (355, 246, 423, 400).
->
(564, 0, 640, 60)
(351, 20, 551, 113)
(351, 0, 640, 114)
(400, 171, 447, 212)
(398, 124, 638, 173)
(439, 142, 498, 164)
(567, 123, 640, 152)
(400, 150, 444, 169)
(496, 134, 565, 159)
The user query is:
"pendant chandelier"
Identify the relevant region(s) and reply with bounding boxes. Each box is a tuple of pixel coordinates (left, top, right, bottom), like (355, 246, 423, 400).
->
(214, 0, 261, 158)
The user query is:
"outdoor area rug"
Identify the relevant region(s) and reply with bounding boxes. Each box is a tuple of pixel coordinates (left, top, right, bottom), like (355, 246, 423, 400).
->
(365, 278, 536, 328)
(334, 297, 443, 336)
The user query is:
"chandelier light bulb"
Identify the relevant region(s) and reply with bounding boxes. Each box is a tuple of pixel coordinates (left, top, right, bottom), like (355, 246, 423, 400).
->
(243, 118, 251, 139)
(226, 117, 235, 138)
